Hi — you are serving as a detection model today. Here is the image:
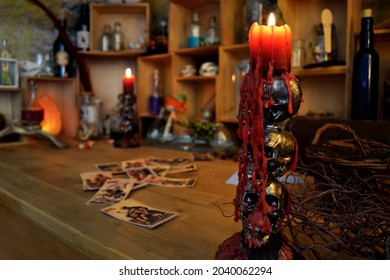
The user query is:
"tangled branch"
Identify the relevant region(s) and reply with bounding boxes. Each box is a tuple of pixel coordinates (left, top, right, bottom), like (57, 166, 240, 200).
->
(284, 160, 390, 260)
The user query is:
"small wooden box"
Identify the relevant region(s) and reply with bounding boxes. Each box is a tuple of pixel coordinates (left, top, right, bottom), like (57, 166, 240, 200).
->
(90, 3, 150, 52)
(0, 58, 19, 89)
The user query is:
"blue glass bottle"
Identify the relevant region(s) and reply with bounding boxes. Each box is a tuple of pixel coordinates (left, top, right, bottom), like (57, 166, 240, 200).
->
(351, 9, 379, 120)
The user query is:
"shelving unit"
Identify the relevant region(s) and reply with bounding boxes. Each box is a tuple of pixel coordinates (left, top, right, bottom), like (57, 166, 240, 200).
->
(136, 0, 367, 132)
(89, 3, 150, 53)
(80, 3, 150, 125)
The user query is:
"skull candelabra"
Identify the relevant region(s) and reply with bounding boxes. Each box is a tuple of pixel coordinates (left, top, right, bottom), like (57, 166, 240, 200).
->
(215, 20, 303, 260)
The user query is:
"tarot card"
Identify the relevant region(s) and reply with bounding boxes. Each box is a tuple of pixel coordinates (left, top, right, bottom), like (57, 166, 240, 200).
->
(80, 172, 113, 191)
(191, 152, 214, 161)
(146, 176, 197, 188)
(111, 171, 130, 179)
(132, 182, 149, 191)
(87, 179, 135, 205)
(95, 162, 123, 172)
(146, 157, 193, 166)
(125, 167, 157, 183)
(121, 159, 147, 169)
(149, 165, 170, 177)
(101, 199, 179, 229)
(167, 163, 197, 174)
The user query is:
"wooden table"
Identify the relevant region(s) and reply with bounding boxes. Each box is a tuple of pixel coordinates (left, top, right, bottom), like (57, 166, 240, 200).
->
(0, 139, 241, 260)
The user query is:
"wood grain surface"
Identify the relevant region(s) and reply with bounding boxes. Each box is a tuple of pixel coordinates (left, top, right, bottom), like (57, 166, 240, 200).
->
(0, 138, 241, 259)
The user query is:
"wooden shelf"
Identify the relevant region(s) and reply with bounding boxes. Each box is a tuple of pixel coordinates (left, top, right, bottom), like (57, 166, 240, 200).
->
(176, 75, 217, 82)
(220, 43, 248, 53)
(0, 87, 20, 93)
(26, 77, 77, 83)
(170, 0, 219, 10)
(138, 53, 171, 62)
(174, 45, 219, 56)
(292, 65, 347, 77)
(81, 50, 146, 57)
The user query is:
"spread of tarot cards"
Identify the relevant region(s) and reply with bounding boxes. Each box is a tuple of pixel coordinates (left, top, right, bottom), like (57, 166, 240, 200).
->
(79, 156, 202, 228)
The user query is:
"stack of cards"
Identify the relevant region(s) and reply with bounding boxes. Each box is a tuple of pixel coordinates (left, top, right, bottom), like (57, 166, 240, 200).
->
(80, 156, 200, 229)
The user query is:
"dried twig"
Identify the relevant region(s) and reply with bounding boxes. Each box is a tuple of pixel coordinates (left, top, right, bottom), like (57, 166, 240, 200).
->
(284, 160, 389, 260)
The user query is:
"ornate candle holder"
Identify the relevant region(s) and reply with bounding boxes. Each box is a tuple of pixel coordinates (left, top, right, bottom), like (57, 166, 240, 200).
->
(215, 23, 303, 259)
(110, 90, 140, 148)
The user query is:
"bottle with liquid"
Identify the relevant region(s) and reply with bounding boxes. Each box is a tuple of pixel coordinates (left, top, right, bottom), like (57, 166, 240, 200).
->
(21, 81, 44, 127)
(148, 69, 163, 115)
(187, 11, 203, 48)
(76, 0, 90, 51)
(77, 92, 101, 141)
(0, 39, 12, 85)
(351, 9, 379, 120)
(53, 9, 74, 78)
(112, 22, 124, 51)
(100, 24, 111, 51)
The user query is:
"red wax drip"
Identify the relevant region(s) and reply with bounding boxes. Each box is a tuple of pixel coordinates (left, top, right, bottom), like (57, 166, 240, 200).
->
(235, 49, 272, 243)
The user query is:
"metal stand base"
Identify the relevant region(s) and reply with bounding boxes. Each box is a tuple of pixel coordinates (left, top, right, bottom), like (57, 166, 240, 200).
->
(0, 122, 68, 149)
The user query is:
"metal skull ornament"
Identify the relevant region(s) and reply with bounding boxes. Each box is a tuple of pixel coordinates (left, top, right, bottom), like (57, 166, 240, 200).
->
(237, 180, 289, 248)
(263, 76, 302, 123)
(264, 125, 297, 180)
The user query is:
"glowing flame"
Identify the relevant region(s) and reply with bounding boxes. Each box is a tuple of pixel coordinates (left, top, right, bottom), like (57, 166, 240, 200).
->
(125, 68, 132, 78)
(267, 13, 276, 26)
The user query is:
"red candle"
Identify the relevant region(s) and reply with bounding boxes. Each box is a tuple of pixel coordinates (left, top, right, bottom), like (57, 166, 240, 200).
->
(123, 68, 134, 95)
(249, 13, 292, 75)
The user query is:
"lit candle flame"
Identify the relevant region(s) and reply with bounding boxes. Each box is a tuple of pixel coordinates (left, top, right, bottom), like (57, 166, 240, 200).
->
(267, 13, 276, 26)
(125, 68, 132, 78)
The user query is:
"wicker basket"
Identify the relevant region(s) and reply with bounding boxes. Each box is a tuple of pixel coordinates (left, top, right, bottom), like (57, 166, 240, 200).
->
(304, 123, 390, 259)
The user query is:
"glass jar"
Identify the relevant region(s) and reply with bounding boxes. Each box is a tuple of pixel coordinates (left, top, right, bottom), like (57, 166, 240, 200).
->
(77, 92, 101, 141)
(210, 123, 235, 156)
(21, 81, 44, 127)
(0, 39, 12, 85)
(291, 39, 306, 68)
(309, 22, 337, 64)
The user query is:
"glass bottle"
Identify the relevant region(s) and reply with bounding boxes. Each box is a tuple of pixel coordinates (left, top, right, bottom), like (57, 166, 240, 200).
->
(53, 8, 74, 78)
(100, 24, 111, 51)
(206, 16, 219, 45)
(187, 11, 203, 48)
(112, 22, 124, 51)
(77, 92, 101, 141)
(0, 39, 12, 85)
(41, 44, 54, 76)
(351, 9, 379, 120)
(146, 107, 165, 142)
(21, 81, 44, 127)
(76, 0, 90, 51)
(148, 69, 163, 115)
